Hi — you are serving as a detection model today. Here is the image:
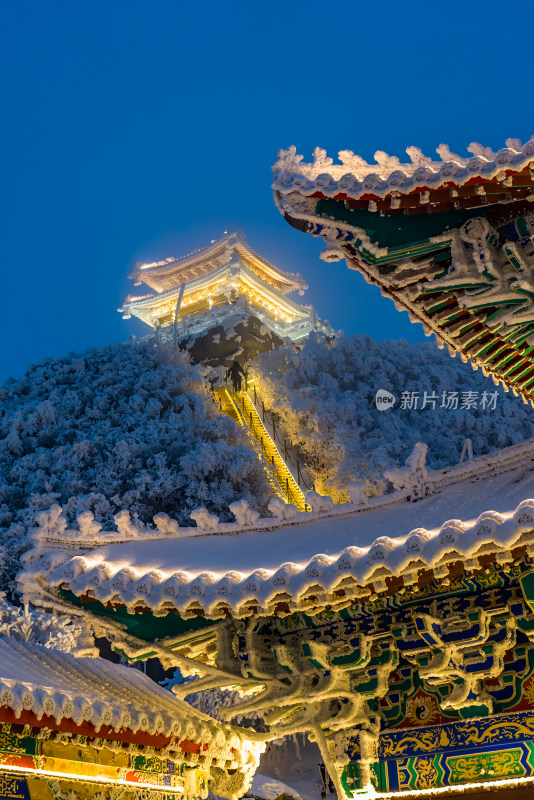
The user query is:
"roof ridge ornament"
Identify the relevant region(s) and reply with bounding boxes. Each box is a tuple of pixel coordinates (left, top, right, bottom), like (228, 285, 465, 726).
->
(273, 145, 304, 169)
(312, 146, 334, 170)
(467, 141, 497, 160)
(405, 145, 434, 167)
(435, 143, 468, 165)
(273, 136, 534, 188)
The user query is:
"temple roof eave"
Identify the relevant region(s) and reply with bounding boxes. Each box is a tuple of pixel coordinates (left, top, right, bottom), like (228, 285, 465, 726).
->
(25, 493, 534, 623)
(121, 260, 315, 322)
(20, 444, 534, 622)
(130, 233, 308, 295)
(272, 137, 534, 202)
(0, 638, 242, 745)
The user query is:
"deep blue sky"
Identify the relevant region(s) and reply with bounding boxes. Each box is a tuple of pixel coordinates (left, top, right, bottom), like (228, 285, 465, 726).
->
(2, 1, 533, 382)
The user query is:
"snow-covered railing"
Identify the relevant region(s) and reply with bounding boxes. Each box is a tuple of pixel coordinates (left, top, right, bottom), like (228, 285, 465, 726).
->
(155, 300, 326, 344)
(245, 380, 314, 494)
(24, 435, 534, 562)
(393, 435, 534, 500)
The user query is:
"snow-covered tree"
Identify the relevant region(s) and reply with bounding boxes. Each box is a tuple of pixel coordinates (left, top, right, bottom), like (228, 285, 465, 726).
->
(0, 339, 272, 596)
(0, 592, 94, 654)
(253, 334, 534, 500)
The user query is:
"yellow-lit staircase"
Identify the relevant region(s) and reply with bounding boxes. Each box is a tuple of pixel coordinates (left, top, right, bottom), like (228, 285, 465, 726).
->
(212, 387, 309, 511)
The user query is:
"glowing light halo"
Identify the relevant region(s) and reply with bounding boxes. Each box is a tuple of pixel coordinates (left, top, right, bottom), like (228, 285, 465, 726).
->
(357, 772, 534, 798)
(0, 762, 186, 794)
(122, 243, 321, 334)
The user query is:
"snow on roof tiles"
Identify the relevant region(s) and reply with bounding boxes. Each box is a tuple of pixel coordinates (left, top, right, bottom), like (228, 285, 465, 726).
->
(129, 232, 307, 295)
(0, 636, 235, 743)
(272, 137, 534, 201)
(22, 461, 534, 619)
(0, 639, 266, 798)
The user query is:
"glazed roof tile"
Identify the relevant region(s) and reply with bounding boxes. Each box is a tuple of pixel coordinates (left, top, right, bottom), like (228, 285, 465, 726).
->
(0, 637, 228, 743)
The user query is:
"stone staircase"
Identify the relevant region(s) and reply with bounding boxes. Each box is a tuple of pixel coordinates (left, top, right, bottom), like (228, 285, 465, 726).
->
(213, 387, 308, 511)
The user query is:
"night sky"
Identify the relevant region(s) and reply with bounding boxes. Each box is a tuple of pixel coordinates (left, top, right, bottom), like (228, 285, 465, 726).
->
(2, 0, 533, 382)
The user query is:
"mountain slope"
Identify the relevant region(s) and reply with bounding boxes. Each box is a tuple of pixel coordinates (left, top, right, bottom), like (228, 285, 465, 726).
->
(254, 334, 534, 500)
(0, 339, 272, 594)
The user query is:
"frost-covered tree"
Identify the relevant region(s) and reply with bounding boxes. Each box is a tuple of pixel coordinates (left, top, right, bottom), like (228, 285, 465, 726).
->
(0, 339, 272, 596)
(254, 334, 534, 500)
(0, 592, 93, 654)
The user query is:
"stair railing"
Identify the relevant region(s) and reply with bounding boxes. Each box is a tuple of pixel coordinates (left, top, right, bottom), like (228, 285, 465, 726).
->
(245, 379, 314, 494)
(210, 380, 312, 509)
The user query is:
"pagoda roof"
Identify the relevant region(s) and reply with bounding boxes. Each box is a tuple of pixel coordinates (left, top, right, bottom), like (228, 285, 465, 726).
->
(130, 232, 308, 296)
(0, 639, 265, 799)
(273, 137, 534, 204)
(121, 258, 313, 322)
(22, 440, 534, 621)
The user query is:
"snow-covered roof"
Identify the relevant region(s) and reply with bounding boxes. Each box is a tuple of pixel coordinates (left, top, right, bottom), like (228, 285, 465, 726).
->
(0, 637, 245, 748)
(129, 233, 308, 295)
(23, 462, 534, 620)
(272, 137, 534, 201)
(0, 638, 266, 799)
(120, 256, 314, 330)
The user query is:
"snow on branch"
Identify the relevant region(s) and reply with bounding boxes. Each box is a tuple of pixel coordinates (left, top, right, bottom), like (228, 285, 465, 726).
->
(0, 338, 273, 593)
(0, 592, 95, 656)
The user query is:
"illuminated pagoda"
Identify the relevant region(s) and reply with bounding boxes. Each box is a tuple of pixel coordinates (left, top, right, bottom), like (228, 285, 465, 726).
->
(273, 137, 534, 401)
(120, 232, 330, 343)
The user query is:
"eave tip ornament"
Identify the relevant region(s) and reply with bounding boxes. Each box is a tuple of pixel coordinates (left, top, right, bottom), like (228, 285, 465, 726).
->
(319, 229, 346, 263)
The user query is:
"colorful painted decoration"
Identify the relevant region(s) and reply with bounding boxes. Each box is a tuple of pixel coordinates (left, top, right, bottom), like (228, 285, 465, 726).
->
(7, 142, 534, 798)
